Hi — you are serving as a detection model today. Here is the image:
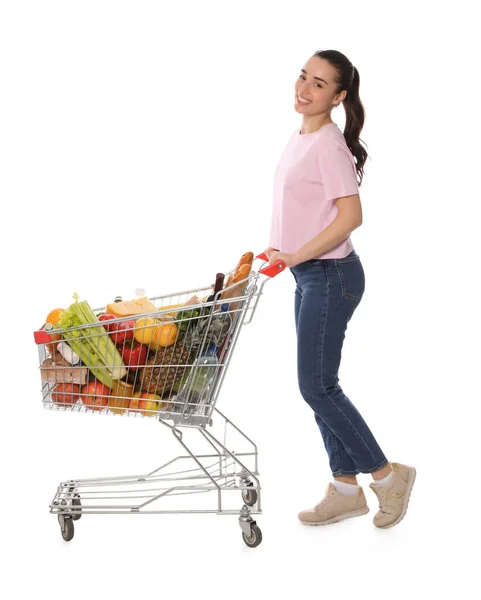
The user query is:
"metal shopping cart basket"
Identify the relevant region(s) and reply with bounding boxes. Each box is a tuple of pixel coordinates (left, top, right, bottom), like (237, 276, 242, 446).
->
(34, 252, 285, 548)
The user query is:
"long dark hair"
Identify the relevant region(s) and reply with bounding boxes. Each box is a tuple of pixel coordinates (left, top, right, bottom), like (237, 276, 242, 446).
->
(313, 50, 369, 186)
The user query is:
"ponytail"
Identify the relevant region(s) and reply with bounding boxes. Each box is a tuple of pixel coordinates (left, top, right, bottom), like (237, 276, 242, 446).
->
(313, 50, 369, 186)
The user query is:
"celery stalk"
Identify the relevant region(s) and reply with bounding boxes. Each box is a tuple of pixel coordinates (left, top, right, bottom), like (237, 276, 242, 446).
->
(58, 296, 127, 388)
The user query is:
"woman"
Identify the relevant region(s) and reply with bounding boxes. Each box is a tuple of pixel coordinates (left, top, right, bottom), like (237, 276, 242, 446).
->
(265, 50, 416, 528)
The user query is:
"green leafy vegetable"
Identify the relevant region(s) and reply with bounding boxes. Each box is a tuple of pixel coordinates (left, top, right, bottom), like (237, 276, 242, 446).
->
(58, 294, 127, 388)
(175, 307, 202, 331)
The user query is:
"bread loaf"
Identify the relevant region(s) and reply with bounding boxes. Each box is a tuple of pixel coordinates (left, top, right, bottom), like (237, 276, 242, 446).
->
(232, 264, 251, 283)
(222, 251, 254, 301)
(222, 264, 252, 309)
(223, 272, 234, 291)
(234, 252, 254, 272)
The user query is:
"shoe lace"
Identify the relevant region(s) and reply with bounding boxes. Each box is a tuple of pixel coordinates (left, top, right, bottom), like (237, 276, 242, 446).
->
(315, 486, 335, 510)
(372, 463, 400, 513)
(372, 485, 390, 513)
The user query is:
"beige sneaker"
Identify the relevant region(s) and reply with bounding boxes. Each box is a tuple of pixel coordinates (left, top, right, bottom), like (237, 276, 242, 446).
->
(298, 483, 369, 526)
(369, 462, 416, 529)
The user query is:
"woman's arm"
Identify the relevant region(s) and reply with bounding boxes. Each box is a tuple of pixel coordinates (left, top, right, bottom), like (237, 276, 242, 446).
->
(270, 194, 362, 266)
(294, 194, 362, 263)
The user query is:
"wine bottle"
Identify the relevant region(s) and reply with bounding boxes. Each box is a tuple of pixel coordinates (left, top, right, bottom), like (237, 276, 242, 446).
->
(206, 273, 225, 304)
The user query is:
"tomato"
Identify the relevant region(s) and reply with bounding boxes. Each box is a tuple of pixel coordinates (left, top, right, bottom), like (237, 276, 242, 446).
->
(98, 314, 117, 331)
(121, 340, 148, 370)
(99, 315, 136, 345)
(51, 383, 81, 405)
(109, 319, 136, 345)
(80, 381, 110, 411)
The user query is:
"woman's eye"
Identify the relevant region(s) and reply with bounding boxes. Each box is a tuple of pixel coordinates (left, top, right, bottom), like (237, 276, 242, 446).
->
(298, 75, 321, 88)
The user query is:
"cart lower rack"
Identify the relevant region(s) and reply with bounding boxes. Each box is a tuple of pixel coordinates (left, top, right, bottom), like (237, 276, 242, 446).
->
(35, 252, 285, 548)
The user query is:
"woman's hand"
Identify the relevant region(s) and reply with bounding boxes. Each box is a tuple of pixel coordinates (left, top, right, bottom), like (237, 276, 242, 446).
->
(264, 247, 279, 261)
(269, 250, 298, 268)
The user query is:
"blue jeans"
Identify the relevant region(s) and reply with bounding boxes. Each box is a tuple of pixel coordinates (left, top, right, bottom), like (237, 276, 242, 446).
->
(290, 249, 388, 477)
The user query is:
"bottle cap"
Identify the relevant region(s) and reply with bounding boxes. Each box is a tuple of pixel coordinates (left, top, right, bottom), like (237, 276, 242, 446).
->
(220, 303, 229, 312)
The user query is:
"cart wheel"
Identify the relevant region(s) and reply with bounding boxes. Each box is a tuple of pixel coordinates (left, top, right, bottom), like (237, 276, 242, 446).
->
(60, 518, 74, 542)
(242, 524, 262, 548)
(72, 494, 82, 521)
(241, 483, 258, 507)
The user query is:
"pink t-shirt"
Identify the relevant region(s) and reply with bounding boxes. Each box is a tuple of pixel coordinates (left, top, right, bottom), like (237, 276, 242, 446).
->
(269, 122, 359, 260)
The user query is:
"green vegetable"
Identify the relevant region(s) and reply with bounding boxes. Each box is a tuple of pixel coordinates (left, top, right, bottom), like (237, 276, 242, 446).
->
(58, 294, 127, 388)
(175, 307, 201, 331)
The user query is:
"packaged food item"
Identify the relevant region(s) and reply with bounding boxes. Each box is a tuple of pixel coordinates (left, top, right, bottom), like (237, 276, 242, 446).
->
(56, 341, 81, 365)
(222, 251, 254, 309)
(40, 352, 89, 385)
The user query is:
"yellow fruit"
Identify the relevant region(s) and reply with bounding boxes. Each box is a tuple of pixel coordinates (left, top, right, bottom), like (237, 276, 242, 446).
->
(151, 322, 178, 350)
(158, 304, 184, 318)
(134, 318, 178, 350)
(131, 391, 162, 416)
(134, 317, 157, 345)
(140, 400, 161, 416)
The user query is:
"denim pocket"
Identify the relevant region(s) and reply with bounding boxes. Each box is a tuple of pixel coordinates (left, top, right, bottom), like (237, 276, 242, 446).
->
(334, 257, 365, 301)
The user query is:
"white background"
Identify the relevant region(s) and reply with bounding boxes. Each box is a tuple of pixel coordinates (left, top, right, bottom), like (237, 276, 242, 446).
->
(1, 0, 480, 597)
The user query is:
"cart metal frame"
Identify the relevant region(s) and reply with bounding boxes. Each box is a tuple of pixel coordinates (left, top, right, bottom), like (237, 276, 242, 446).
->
(35, 254, 285, 548)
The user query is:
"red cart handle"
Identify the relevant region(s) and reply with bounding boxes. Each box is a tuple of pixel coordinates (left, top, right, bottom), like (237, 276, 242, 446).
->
(256, 252, 286, 277)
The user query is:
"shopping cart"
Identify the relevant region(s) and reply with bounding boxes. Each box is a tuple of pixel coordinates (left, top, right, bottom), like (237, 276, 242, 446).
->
(34, 252, 285, 548)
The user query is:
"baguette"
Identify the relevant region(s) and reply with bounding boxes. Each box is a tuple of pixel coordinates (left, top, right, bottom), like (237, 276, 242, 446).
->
(234, 252, 254, 273)
(222, 264, 252, 304)
(223, 251, 254, 299)
(223, 272, 234, 291)
(232, 263, 251, 283)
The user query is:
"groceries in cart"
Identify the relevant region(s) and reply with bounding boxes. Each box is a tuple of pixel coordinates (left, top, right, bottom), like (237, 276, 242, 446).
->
(36, 251, 258, 421)
(35, 250, 287, 547)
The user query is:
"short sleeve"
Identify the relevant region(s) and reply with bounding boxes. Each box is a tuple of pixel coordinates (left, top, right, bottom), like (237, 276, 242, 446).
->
(317, 147, 359, 203)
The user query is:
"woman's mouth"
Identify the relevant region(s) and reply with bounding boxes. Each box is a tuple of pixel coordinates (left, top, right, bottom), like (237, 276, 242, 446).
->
(296, 94, 311, 106)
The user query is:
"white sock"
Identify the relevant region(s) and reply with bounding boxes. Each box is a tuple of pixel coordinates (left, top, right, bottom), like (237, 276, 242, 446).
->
(373, 470, 394, 487)
(333, 480, 360, 496)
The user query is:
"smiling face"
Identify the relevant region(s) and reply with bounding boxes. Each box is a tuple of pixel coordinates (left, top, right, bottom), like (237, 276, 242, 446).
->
(294, 56, 346, 118)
